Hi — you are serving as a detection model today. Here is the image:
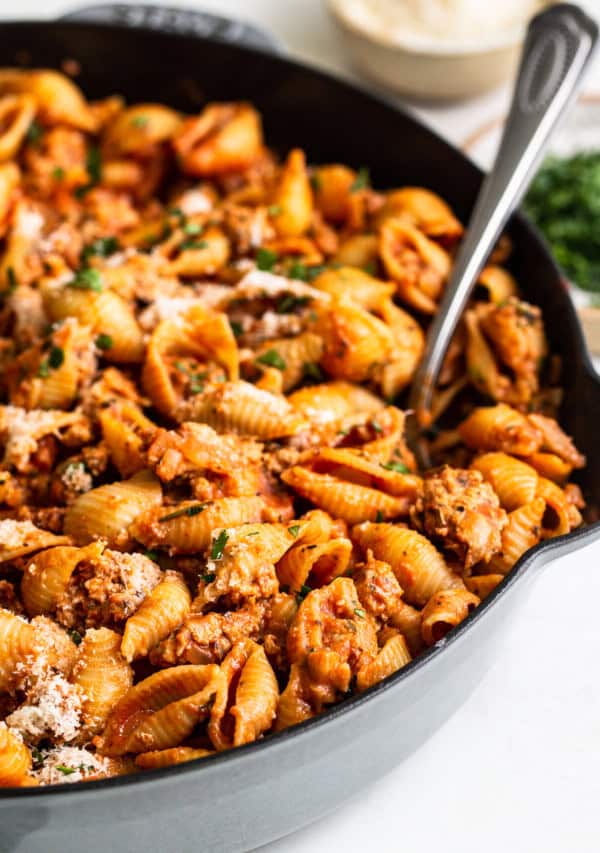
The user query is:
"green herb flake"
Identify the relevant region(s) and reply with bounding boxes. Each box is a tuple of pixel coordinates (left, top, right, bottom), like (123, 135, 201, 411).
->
(6, 267, 17, 293)
(56, 765, 76, 776)
(256, 349, 286, 371)
(275, 293, 311, 314)
(287, 260, 309, 282)
(168, 207, 186, 224)
(296, 583, 312, 604)
(52, 166, 65, 181)
(143, 550, 160, 562)
(183, 221, 203, 236)
(86, 146, 102, 185)
(131, 115, 149, 128)
(211, 529, 229, 560)
(68, 629, 82, 646)
(303, 362, 324, 382)
(268, 204, 282, 217)
(31, 747, 45, 768)
(48, 346, 64, 370)
(381, 461, 409, 474)
(95, 334, 113, 351)
(375, 510, 384, 523)
(67, 268, 103, 292)
(38, 362, 50, 378)
(354, 607, 366, 618)
(203, 572, 216, 583)
(26, 120, 43, 145)
(230, 320, 243, 338)
(350, 166, 370, 193)
(82, 237, 119, 262)
(288, 524, 301, 537)
(180, 239, 208, 251)
(310, 173, 322, 192)
(256, 247, 278, 271)
(159, 504, 205, 522)
(371, 419, 383, 433)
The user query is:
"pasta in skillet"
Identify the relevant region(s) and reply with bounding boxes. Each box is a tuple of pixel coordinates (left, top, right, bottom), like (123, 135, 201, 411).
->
(0, 67, 586, 786)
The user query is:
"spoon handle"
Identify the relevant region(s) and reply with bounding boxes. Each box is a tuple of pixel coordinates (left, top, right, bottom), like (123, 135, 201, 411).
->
(410, 3, 598, 425)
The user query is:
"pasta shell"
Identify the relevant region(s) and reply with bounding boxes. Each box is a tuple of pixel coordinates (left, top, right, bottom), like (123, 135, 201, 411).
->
(522, 452, 572, 485)
(103, 103, 182, 155)
(536, 477, 578, 539)
(0, 69, 97, 131)
(271, 148, 313, 238)
(99, 400, 156, 478)
(0, 722, 32, 786)
(135, 747, 214, 769)
(254, 332, 323, 393)
(277, 537, 352, 592)
(287, 380, 384, 425)
(458, 404, 542, 457)
(356, 633, 412, 692)
(465, 574, 504, 600)
(21, 542, 105, 616)
(471, 452, 539, 511)
(308, 447, 421, 498)
(0, 609, 36, 692)
(388, 601, 424, 655)
(281, 467, 411, 525)
(478, 265, 518, 304)
(72, 628, 133, 737)
(131, 496, 264, 555)
(64, 469, 162, 548)
(178, 381, 307, 438)
(488, 497, 546, 574)
(275, 663, 314, 732)
(312, 266, 395, 310)
(97, 664, 223, 756)
(352, 523, 464, 606)
(375, 187, 463, 247)
(209, 640, 278, 750)
(0, 520, 70, 564)
(420, 588, 480, 646)
(0, 94, 36, 162)
(315, 299, 394, 383)
(121, 571, 191, 662)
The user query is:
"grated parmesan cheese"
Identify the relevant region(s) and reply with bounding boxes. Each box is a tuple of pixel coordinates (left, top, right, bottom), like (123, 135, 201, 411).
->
(0, 406, 78, 471)
(177, 188, 214, 216)
(7, 672, 83, 744)
(32, 746, 110, 786)
(61, 463, 93, 494)
(0, 519, 40, 549)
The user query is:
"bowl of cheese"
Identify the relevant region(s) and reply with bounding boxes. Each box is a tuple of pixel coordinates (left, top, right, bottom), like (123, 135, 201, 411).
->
(327, 0, 551, 100)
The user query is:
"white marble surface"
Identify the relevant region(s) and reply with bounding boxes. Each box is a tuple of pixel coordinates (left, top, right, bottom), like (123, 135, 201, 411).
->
(4, 2, 600, 852)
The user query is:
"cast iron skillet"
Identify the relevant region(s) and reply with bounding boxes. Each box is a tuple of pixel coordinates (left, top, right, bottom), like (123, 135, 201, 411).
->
(1, 6, 600, 852)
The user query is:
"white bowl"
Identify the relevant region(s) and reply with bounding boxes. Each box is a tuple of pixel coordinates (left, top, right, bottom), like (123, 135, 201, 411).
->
(327, 0, 550, 101)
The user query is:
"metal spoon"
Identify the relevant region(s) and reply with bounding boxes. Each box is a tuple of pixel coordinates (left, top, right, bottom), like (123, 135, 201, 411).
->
(408, 3, 598, 452)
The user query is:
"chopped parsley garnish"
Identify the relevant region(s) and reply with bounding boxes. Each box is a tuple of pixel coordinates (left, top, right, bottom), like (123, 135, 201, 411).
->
(26, 120, 43, 145)
(48, 346, 64, 369)
(67, 268, 103, 292)
(375, 510, 384, 522)
(256, 349, 286, 370)
(211, 529, 229, 560)
(52, 166, 65, 181)
(230, 320, 243, 338)
(6, 267, 17, 292)
(168, 207, 186, 224)
(82, 237, 119, 262)
(86, 146, 102, 185)
(303, 362, 324, 382)
(310, 173, 322, 192)
(68, 629, 83, 646)
(381, 461, 409, 474)
(275, 293, 311, 314)
(350, 166, 370, 193)
(183, 221, 203, 236)
(296, 583, 311, 603)
(180, 239, 208, 251)
(56, 765, 76, 776)
(256, 247, 278, 271)
(363, 260, 378, 276)
(31, 747, 45, 768)
(524, 152, 600, 292)
(354, 607, 366, 618)
(286, 261, 327, 283)
(371, 419, 383, 433)
(202, 572, 216, 583)
(143, 550, 160, 562)
(159, 504, 205, 522)
(95, 334, 113, 351)
(131, 115, 149, 128)
(288, 524, 301, 537)
(268, 204, 282, 217)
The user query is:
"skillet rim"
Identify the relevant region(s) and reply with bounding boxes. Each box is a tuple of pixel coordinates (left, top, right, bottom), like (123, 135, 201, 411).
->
(1, 17, 599, 800)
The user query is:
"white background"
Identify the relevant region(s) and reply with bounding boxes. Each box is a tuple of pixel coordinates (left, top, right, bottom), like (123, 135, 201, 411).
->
(5, 2, 600, 851)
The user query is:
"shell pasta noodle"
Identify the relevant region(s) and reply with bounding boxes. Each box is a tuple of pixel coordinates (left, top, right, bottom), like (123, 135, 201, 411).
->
(0, 67, 587, 787)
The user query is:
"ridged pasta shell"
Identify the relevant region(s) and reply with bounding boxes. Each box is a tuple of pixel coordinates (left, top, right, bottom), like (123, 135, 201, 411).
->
(471, 452, 539, 511)
(275, 664, 314, 732)
(352, 523, 464, 606)
(308, 447, 421, 498)
(287, 380, 384, 424)
(315, 299, 394, 383)
(388, 601, 424, 656)
(374, 187, 463, 246)
(0, 520, 70, 563)
(72, 627, 133, 737)
(97, 664, 223, 756)
(276, 538, 352, 592)
(0, 609, 36, 692)
(208, 640, 278, 750)
(121, 571, 191, 662)
(103, 103, 182, 155)
(488, 497, 546, 574)
(99, 400, 156, 478)
(135, 747, 214, 769)
(0, 93, 36, 161)
(130, 496, 264, 555)
(356, 633, 412, 692)
(458, 404, 542, 456)
(0, 69, 97, 131)
(21, 542, 105, 615)
(254, 332, 323, 393)
(177, 381, 307, 438)
(465, 574, 504, 600)
(523, 452, 572, 484)
(281, 467, 411, 525)
(420, 588, 480, 646)
(271, 148, 313, 238)
(64, 469, 162, 548)
(536, 477, 577, 539)
(312, 266, 395, 309)
(0, 722, 32, 786)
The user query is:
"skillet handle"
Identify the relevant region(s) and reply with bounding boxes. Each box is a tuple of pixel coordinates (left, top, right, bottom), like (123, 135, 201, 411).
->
(59, 3, 284, 54)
